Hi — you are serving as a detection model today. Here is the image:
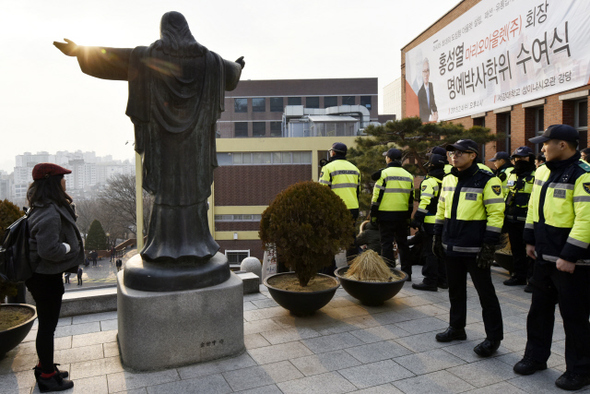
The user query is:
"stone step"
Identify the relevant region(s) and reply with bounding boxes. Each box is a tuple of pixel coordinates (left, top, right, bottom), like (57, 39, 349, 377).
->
(57, 272, 260, 318)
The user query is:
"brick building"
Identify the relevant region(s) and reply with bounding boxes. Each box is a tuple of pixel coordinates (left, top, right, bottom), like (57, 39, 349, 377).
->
(401, 0, 589, 162)
(211, 78, 383, 263)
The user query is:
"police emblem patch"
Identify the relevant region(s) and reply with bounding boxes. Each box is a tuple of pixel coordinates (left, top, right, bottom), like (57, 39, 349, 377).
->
(492, 185, 502, 195)
(584, 183, 590, 194)
(421, 185, 427, 191)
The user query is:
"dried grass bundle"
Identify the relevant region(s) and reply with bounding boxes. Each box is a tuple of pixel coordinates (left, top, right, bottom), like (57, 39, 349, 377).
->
(345, 250, 403, 282)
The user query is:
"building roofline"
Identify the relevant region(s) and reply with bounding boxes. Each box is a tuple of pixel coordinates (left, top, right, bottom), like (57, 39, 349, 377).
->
(401, 0, 466, 51)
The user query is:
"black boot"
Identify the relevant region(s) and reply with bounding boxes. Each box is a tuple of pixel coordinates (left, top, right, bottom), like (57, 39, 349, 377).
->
(37, 373, 74, 393)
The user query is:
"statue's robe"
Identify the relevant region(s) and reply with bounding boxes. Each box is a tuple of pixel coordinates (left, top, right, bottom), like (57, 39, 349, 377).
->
(75, 44, 242, 262)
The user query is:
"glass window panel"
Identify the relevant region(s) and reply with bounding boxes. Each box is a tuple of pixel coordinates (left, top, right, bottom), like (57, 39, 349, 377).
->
(360, 96, 372, 109)
(252, 152, 271, 164)
(234, 98, 247, 113)
(301, 152, 312, 163)
(252, 98, 265, 112)
(292, 152, 301, 163)
(235, 122, 248, 137)
(306, 97, 319, 108)
(342, 96, 355, 105)
(242, 153, 251, 164)
(270, 122, 282, 137)
(578, 100, 588, 128)
(253, 122, 266, 137)
(272, 152, 282, 163)
(270, 97, 284, 112)
(288, 97, 302, 106)
(324, 96, 337, 108)
(232, 153, 242, 164)
(216, 153, 233, 166)
(242, 214, 252, 220)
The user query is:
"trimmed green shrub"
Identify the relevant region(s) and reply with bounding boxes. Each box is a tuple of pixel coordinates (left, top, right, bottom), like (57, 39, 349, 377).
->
(259, 181, 354, 287)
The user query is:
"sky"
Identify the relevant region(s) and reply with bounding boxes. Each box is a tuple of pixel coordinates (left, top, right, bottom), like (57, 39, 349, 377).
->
(0, 0, 460, 173)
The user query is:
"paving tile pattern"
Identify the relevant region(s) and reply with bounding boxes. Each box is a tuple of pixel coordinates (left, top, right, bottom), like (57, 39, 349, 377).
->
(0, 267, 575, 393)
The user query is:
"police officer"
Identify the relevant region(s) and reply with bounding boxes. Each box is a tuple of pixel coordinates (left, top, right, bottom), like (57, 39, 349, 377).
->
(513, 125, 590, 391)
(411, 153, 447, 291)
(428, 146, 453, 175)
(433, 139, 504, 357)
(489, 151, 514, 197)
(370, 148, 414, 280)
(503, 146, 536, 289)
(319, 142, 361, 265)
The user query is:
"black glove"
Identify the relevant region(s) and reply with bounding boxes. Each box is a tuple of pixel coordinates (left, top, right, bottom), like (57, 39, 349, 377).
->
(476, 243, 496, 269)
(410, 219, 421, 229)
(432, 235, 445, 259)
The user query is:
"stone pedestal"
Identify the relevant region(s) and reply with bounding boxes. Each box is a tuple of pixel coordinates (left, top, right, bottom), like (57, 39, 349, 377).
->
(116, 259, 244, 371)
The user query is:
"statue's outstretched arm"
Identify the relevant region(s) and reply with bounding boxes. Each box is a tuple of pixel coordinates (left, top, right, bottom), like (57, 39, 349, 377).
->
(53, 38, 78, 56)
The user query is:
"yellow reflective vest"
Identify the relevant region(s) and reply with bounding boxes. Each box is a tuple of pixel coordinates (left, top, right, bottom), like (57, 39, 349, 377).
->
(524, 155, 590, 264)
(415, 172, 444, 226)
(319, 158, 361, 210)
(371, 163, 414, 221)
(434, 162, 505, 257)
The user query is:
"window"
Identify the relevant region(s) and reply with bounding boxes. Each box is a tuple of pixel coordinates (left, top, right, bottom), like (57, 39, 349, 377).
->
(252, 98, 265, 112)
(292, 151, 312, 164)
(534, 108, 544, 154)
(270, 97, 284, 112)
(216, 151, 312, 165)
(360, 96, 372, 109)
(235, 122, 248, 137)
(215, 214, 261, 221)
(252, 152, 272, 164)
(342, 96, 355, 105)
(225, 250, 250, 265)
(575, 99, 588, 129)
(270, 122, 282, 137)
(306, 97, 319, 109)
(504, 113, 511, 154)
(288, 97, 302, 106)
(253, 122, 266, 137)
(324, 96, 337, 108)
(234, 98, 247, 113)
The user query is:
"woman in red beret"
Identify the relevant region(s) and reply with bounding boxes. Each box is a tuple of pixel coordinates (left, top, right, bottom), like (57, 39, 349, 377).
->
(26, 163, 83, 392)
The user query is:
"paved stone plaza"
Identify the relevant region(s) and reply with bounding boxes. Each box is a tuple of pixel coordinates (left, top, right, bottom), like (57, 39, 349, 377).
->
(1, 265, 583, 394)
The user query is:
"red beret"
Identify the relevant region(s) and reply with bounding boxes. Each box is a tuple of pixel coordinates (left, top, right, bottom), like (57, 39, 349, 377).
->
(32, 163, 72, 180)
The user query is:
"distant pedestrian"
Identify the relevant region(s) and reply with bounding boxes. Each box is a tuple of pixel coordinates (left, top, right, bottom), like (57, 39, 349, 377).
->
(77, 267, 83, 286)
(116, 258, 123, 272)
(90, 250, 98, 267)
(64, 272, 70, 284)
(110, 246, 116, 262)
(354, 221, 381, 254)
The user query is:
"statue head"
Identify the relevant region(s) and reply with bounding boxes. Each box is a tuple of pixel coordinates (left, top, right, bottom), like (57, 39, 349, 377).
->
(155, 11, 200, 55)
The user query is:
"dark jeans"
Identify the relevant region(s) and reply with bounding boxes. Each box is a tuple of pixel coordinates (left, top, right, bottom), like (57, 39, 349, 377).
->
(379, 220, 411, 276)
(524, 262, 590, 374)
(421, 233, 447, 286)
(506, 221, 533, 280)
(446, 256, 503, 341)
(25, 273, 65, 374)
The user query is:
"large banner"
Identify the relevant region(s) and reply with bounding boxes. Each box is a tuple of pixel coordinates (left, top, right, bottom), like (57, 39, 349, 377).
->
(405, 0, 590, 122)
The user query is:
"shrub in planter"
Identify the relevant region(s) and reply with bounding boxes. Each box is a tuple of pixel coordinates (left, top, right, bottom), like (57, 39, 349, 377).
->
(259, 181, 353, 287)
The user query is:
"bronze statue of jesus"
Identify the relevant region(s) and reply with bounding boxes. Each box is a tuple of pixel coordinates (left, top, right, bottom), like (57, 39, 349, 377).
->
(55, 11, 245, 290)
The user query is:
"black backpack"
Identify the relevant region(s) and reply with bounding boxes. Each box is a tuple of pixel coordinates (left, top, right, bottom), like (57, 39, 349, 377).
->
(0, 208, 36, 283)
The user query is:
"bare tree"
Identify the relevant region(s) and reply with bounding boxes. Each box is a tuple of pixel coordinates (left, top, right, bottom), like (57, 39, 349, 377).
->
(98, 174, 153, 238)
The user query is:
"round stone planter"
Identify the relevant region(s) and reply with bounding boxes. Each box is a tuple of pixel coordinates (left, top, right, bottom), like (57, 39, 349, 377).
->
(263, 272, 339, 316)
(334, 267, 406, 306)
(0, 303, 37, 358)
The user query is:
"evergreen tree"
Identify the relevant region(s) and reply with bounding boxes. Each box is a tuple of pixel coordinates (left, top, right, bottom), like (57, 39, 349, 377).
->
(347, 117, 502, 213)
(86, 219, 107, 250)
(0, 199, 24, 230)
